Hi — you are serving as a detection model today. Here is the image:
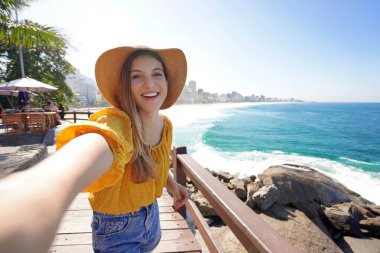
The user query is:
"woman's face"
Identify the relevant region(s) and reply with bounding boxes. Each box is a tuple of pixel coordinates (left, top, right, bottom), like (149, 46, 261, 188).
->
(130, 55, 168, 114)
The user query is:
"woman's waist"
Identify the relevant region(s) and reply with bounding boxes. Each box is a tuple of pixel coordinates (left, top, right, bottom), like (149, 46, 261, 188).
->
(88, 189, 162, 214)
(92, 199, 158, 218)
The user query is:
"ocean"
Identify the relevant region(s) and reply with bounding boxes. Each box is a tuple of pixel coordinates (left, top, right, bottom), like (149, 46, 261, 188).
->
(161, 102, 380, 205)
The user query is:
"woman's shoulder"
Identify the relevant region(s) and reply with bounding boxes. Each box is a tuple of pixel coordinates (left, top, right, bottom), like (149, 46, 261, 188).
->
(161, 114, 173, 130)
(90, 107, 130, 122)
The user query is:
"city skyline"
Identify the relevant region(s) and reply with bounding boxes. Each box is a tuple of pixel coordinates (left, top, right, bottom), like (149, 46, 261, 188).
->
(66, 70, 302, 107)
(21, 1, 380, 102)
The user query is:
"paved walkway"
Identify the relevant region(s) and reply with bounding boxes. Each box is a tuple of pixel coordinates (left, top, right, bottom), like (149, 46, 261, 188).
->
(0, 121, 70, 178)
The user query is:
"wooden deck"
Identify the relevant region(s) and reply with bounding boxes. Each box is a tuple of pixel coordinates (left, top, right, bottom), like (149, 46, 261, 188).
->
(49, 189, 201, 252)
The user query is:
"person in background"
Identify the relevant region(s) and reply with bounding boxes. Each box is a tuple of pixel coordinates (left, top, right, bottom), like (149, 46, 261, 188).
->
(0, 46, 188, 253)
(43, 100, 60, 125)
(58, 103, 67, 120)
(42, 100, 50, 111)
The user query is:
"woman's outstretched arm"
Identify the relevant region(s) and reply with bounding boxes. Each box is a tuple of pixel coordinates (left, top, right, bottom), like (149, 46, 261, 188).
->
(0, 133, 113, 253)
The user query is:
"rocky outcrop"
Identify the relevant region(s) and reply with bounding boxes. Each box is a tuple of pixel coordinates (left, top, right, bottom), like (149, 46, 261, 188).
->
(188, 165, 380, 253)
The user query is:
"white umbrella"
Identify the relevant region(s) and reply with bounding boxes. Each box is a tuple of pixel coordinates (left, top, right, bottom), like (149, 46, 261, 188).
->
(0, 90, 18, 97)
(0, 90, 37, 97)
(0, 77, 58, 92)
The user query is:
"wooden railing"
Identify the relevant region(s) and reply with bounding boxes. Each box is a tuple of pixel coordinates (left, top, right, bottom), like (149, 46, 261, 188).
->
(63, 111, 93, 123)
(172, 146, 299, 253)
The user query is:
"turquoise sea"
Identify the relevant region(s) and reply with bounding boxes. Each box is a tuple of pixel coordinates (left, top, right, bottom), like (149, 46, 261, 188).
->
(162, 102, 380, 204)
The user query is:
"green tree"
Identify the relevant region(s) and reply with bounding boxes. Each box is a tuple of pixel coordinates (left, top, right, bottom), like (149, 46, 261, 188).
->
(1, 21, 75, 107)
(0, 0, 33, 17)
(1, 0, 65, 50)
(0, 1, 74, 109)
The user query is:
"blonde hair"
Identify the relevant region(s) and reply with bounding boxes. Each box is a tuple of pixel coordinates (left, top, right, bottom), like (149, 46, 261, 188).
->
(120, 50, 167, 183)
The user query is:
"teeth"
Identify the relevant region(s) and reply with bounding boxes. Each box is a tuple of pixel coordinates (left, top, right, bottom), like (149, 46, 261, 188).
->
(143, 93, 158, 97)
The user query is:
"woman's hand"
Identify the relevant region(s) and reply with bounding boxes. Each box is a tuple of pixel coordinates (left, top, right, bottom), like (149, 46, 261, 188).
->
(166, 175, 189, 210)
(172, 183, 189, 210)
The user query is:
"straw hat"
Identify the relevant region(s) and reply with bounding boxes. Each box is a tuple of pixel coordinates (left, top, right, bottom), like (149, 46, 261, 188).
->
(95, 46, 187, 110)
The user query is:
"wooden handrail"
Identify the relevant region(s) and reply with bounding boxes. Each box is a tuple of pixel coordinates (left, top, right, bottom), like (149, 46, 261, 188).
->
(63, 111, 93, 123)
(172, 146, 299, 253)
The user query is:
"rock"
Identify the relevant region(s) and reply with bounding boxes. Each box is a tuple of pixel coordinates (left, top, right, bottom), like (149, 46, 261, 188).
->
(246, 181, 262, 197)
(260, 204, 344, 253)
(255, 165, 373, 234)
(359, 217, 380, 235)
(246, 181, 263, 208)
(258, 165, 366, 207)
(199, 165, 380, 252)
(324, 207, 363, 237)
(241, 175, 256, 185)
(333, 203, 365, 223)
(252, 185, 279, 211)
(213, 171, 235, 183)
(366, 206, 380, 216)
(191, 191, 217, 218)
(227, 178, 247, 201)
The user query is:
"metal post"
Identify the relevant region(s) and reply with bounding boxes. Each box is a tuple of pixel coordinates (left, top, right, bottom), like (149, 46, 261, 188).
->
(16, 11, 25, 78)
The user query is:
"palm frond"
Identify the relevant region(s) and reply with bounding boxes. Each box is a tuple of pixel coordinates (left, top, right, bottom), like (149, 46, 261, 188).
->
(0, 0, 36, 18)
(0, 18, 67, 49)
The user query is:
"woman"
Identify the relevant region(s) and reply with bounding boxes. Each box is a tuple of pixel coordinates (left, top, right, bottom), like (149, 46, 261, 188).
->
(0, 46, 188, 253)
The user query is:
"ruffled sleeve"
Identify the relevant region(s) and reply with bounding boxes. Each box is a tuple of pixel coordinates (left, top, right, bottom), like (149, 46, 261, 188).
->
(56, 108, 133, 192)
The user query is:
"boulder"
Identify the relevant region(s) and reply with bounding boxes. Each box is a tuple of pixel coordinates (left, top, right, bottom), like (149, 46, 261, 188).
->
(258, 165, 366, 207)
(359, 217, 380, 235)
(366, 206, 380, 216)
(241, 175, 256, 185)
(191, 191, 217, 218)
(252, 185, 279, 211)
(227, 178, 247, 201)
(189, 165, 380, 252)
(323, 207, 363, 237)
(213, 171, 235, 183)
(246, 181, 263, 208)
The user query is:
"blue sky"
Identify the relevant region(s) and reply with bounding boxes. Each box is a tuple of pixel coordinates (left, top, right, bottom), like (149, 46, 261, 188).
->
(21, 0, 380, 102)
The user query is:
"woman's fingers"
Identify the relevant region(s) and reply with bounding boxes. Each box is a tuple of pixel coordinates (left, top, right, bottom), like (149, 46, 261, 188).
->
(173, 184, 189, 210)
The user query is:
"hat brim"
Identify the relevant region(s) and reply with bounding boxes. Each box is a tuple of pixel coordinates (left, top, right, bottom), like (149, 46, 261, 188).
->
(95, 46, 187, 110)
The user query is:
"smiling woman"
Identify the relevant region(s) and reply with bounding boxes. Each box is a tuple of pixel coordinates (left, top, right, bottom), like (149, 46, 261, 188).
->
(0, 46, 189, 253)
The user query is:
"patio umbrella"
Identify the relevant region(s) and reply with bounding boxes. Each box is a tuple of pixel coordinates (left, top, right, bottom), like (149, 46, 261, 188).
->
(0, 90, 18, 97)
(0, 90, 37, 97)
(0, 77, 58, 92)
(0, 90, 37, 108)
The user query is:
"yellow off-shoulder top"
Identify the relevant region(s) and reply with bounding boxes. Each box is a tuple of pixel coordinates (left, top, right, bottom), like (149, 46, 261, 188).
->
(56, 108, 172, 215)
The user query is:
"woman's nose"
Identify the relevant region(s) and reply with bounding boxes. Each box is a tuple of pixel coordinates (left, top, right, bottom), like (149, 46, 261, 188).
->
(143, 77, 155, 88)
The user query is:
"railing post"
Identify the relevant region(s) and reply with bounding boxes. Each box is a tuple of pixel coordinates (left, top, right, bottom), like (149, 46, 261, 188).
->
(88, 111, 91, 119)
(74, 111, 77, 123)
(172, 146, 188, 218)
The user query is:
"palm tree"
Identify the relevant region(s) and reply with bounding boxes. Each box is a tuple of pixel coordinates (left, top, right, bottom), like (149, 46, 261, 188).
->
(0, 0, 66, 77)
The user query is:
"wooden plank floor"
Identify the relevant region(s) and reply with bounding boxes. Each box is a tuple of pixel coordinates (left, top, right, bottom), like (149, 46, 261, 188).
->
(49, 189, 201, 252)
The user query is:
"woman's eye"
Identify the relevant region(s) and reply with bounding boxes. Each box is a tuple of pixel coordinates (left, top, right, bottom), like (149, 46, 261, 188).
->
(131, 75, 141, 79)
(153, 72, 163, 77)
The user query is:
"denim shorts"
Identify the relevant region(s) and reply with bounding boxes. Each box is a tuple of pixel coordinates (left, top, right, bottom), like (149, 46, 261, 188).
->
(91, 200, 161, 253)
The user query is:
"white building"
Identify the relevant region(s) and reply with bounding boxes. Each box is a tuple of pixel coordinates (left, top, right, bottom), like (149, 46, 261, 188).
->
(66, 69, 98, 106)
